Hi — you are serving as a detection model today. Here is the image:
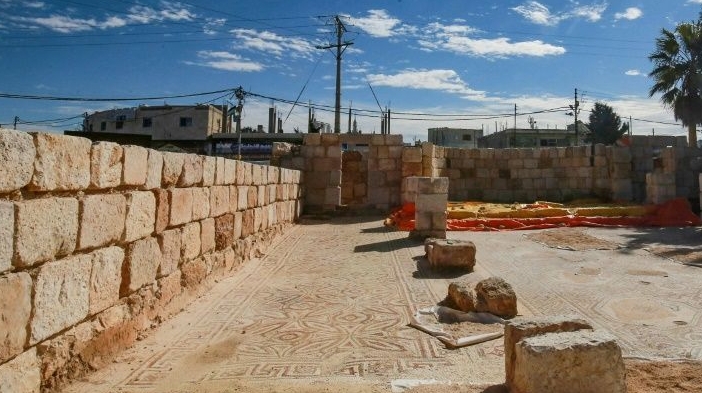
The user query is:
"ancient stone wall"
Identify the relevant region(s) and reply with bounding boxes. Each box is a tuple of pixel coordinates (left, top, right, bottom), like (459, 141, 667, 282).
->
(0, 129, 302, 392)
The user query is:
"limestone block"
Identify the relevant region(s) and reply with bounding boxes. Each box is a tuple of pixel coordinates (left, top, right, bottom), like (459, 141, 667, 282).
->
(512, 330, 625, 393)
(143, 149, 163, 190)
(154, 189, 169, 234)
(161, 152, 185, 186)
(90, 141, 123, 189)
(252, 164, 263, 186)
(253, 207, 263, 232)
(0, 348, 40, 393)
(237, 185, 249, 211)
(181, 222, 201, 261)
(191, 187, 211, 221)
(416, 193, 447, 213)
(124, 191, 156, 242)
(248, 185, 258, 208)
(200, 217, 216, 254)
(425, 238, 475, 270)
(267, 184, 277, 204)
(214, 214, 234, 250)
(0, 129, 35, 192)
(447, 281, 475, 312)
(181, 257, 207, 288)
(321, 133, 340, 146)
(229, 185, 238, 212)
(233, 212, 243, 239)
(378, 158, 397, 171)
(475, 276, 517, 319)
(257, 185, 267, 207)
(0, 272, 31, 363)
(268, 166, 279, 184)
(242, 209, 254, 238)
(121, 145, 148, 186)
(304, 133, 321, 145)
(122, 237, 162, 296)
(156, 270, 182, 307)
(209, 185, 230, 217)
(169, 188, 193, 226)
(30, 133, 91, 191)
(324, 186, 341, 206)
(504, 315, 593, 388)
(202, 156, 216, 186)
(215, 157, 225, 185)
(0, 202, 12, 273)
(158, 228, 181, 277)
(610, 146, 631, 164)
(242, 161, 253, 185)
(15, 198, 78, 267)
(178, 154, 203, 187)
(31, 255, 91, 344)
(88, 246, 124, 316)
(417, 177, 449, 194)
(224, 158, 237, 185)
(79, 194, 126, 250)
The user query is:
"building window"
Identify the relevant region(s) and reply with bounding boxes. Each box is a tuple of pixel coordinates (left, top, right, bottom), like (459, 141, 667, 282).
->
(462, 134, 472, 141)
(142, 117, 152, 128)
(115, 121, 124, 129)
(100, 121, 106, 131)
(540, 139, 557, 147)
(179, 117, 192, 127)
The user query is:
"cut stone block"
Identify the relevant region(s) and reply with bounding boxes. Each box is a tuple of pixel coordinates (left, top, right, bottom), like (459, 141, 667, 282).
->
(209, 185, 230, 217)
(121, 145, 148, 186)
(90, 141, 123, 189)
(425, 238, 476, 270)
(229, 185, 239, 213)
(241, 209, 254, 238)
(202, 156, 216, 186)
(0, 202, 12, 273)
(0, 347, 40, 393)
(447, 281, 475, 312)
(88, 246, 124, 316)
(158, 228, 181, 277)
(30, 133, 91, 191)
(233, 211, 243, 239)
(0, 272, 32, 363)
(143, 149, 163, 190)
(237, 185, 249, 211)
(181, 222, 201, 261)
(247, 185, 258, 208)
(214, 214, 234, 251)
(475, 276, 517, 319)
(154, 189, 169, 234)
(191, 187, 211, 221)
(121, 237, 162, 296)
(224, 159, 237, 185)
(181, 257, 207, 288)
(200, 217, 215, 254)
(0, 129, 35, 192)
(178, 154, 203, 187)
(157, 270, 182, 307)
(505, 315, 594, 389)
(123, 191, 156, 242)
(79, 194, 127, 250)
(31, 254, 91, 344)
(512, 330, 625, 393)
(161, 152, 185, 186)
(15, 198, 79, 267)
(214, 156, 225, 185)
(169, 188, 193, 226)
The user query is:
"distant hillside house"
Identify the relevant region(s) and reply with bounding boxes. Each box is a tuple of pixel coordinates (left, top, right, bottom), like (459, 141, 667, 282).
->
(428, 127, 484, 148)
(479, 123, 588, 148)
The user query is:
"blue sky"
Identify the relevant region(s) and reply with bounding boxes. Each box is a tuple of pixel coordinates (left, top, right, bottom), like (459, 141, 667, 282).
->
(1, 0, 701, 142)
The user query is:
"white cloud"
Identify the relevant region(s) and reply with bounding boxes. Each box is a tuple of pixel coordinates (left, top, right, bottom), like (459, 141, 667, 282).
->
(614, 7, 643, 21)
(232, 29, 318, 60)
(203, 18, 226, 35)
(625, 69, 645, 76)
(366, 69, 488, 101)
(687, 0, 702, 4)
(24, 1, 44, 8)
(186, 51, 264, 72)
(512, 1, 607, 26)
(347, 9, 402, 38)
(418, 22, 565, 58)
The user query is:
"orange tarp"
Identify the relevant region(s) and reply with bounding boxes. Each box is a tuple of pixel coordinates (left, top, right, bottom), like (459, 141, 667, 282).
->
(386, 198, 701, 232)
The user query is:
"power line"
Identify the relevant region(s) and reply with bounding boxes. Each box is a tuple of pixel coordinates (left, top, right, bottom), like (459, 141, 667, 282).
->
(0, 88, 236, 102)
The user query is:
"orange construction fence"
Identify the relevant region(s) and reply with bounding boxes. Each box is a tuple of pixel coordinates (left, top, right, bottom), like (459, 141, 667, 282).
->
(386, 198, 701, 232)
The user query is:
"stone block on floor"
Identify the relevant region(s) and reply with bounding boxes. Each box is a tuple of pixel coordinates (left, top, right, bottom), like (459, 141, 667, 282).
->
(424, 238, 476, 270)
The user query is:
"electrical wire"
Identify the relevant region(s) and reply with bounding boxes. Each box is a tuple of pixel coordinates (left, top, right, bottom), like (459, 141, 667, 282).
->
(0, 88, 236, 102)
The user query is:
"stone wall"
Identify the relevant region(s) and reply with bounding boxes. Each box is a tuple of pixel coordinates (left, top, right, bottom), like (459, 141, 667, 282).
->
(418, 142, 633, 203)
(0, 129, 302, 392)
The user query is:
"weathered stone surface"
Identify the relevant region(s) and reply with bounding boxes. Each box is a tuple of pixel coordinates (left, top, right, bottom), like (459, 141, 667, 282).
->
(0, 202, 12, 273)
(202, 156, 216, 186)
(0, 347, 40, 393)
(229, 185, 238, 212)
(248, 185, 258, 208)
(154, 189, 169, 234)
(209, 185, 230, 217)
(0, 272, 32, 363)
(504, 315, 593, 389)
(224, 159, 237, 185)
(237, 185, 249, 210)
(31, 255, 91, 344)
(79, 194, 127, 250)
(214, 214, 234, 250)
(214, 157, 225, 185)
(90, 141, 123, 189)
(474, 277, 517, 319)
(158, 228, 181, 277)
(121, 145, 148, 186)
(0, 129, 35, 192)
(181, 222, 201, 261)
(181, 257, 207, 288)
(161, 152, 185, 186)
(512, 330, 626, 393)
(178, 154, 203, 187)
(88, 246, 124, 316)
(233, 212, 243, 239)
(191, 187, 211, 220)
(242, 209, 254, 238)
(121, 237, 162, 296)
(201, 218, 216, 254)
(447, 281, 475, 312)
(124, 191, 156, 242)
(15, 198, 79, 267)
(169, 188, 193, 226)
(157, 270, 182, 307)
(30, 133, 91, 191)
(425, 238, 475, 270)
(143, 149, 163, 190)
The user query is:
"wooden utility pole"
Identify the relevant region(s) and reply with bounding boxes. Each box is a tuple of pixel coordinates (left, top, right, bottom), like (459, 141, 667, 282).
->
(316, 16, 353, 133)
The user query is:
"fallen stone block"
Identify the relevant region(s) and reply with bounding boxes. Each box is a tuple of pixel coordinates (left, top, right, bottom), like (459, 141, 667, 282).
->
(447, 281, 475, 312)
(511, 330, 626, 393)
(474, 277, 517, 319)
(425, 238, 476, 270)
(504, 315, 593, 389)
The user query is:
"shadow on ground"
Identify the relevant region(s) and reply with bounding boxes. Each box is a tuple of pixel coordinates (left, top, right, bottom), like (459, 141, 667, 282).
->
(354, 237, 422, 253)
(411, 256, 473, 279)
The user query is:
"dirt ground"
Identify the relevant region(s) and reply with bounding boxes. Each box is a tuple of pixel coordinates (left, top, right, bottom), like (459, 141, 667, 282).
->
(525, 227, 621, 250)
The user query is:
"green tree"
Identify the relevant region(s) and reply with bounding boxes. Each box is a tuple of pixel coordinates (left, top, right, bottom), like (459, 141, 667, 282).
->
(649, 14, 702, 147)
(586, 102, 629, 145)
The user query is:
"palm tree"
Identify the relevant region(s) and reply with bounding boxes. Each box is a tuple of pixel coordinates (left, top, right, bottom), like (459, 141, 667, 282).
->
(649, 15, 702, 147)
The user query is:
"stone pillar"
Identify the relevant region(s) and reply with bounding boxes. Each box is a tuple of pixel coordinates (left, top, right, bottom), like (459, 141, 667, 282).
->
(646, 172, 676, 204)
(409, 177, 447, 239)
